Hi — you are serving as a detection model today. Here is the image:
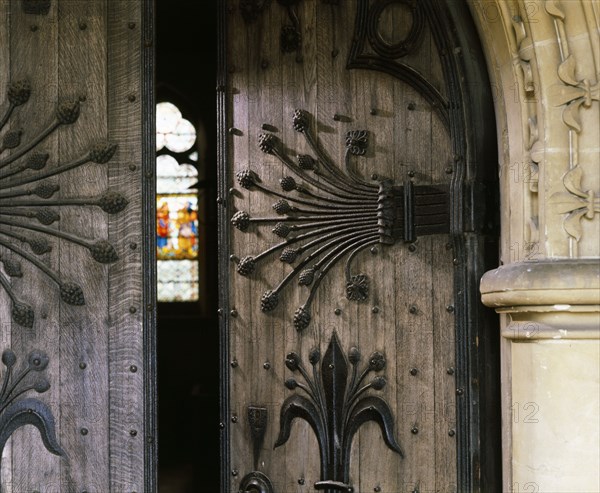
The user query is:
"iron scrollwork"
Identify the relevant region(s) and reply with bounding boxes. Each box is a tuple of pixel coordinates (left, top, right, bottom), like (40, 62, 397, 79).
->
(347, 0, 449, 128)
(0, 80, 128, 328)
(274, 332, 402, 492)
(0, 348, 64, 461)
(231, 109, 449, 330)
(238, 471, 275, 493)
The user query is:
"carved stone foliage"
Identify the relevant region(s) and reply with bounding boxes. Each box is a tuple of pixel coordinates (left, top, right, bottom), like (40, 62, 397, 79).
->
(550, 167, 599, 242)
(0, 81, 128, 328)
(544, 0, 599, 244)
(0, 348, 63, 461)
(275, 332, 402, 492)
(232, 109, 449, 330)
(507, 10, 541, 249)
(545, 0, 599, 135)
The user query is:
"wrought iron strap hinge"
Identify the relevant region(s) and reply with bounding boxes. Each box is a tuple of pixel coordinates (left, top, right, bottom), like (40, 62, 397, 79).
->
(231, 109, 451, 330)
(391, 181, 450, 243)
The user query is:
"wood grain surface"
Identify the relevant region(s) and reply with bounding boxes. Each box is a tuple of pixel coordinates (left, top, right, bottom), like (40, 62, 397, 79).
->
(226, 1, 457, 491)
(0, 1, 146, 491)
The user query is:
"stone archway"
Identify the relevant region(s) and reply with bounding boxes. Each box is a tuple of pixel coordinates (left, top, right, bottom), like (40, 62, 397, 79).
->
(468, 2, 599, 492)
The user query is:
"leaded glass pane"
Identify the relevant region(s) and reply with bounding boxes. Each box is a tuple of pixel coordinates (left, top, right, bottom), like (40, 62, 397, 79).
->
(156, 100, 201, 303)
(156, 154, 198, 194)
(157, 193, 199, 260)
(157, 260, 199, 302)
(165, 118, 196, 153)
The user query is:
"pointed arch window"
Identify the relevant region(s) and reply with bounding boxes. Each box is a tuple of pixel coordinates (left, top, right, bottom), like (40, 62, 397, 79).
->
(156, 102, 200, 302)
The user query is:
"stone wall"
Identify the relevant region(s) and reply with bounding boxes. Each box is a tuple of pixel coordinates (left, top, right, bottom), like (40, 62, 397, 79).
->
(468, 1, 599, 491)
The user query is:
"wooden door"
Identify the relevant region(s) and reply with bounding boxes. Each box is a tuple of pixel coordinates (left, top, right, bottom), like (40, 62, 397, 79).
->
(0, 1, 155, 491)
(220, 1, 500, 492)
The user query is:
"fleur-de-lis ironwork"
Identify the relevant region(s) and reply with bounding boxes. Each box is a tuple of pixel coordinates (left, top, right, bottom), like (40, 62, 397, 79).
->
(0, 80, 128, 328)
(275, 332, 402, 491)
(232, 108, 449, 330)
(0, 348, 64, 461)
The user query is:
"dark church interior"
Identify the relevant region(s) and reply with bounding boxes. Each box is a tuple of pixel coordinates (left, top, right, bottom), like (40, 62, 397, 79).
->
(156, 1, 219, 491)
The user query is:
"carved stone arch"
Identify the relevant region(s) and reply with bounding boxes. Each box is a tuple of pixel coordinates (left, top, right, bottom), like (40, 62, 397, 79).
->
(469, 2, 600, 492)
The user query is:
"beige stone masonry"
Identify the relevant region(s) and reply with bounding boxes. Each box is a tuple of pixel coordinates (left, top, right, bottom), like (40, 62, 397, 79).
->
(470, 1, 599, 491)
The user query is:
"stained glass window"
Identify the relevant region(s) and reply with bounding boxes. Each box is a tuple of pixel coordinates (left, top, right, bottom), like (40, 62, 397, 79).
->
(156, 102, 199, 302)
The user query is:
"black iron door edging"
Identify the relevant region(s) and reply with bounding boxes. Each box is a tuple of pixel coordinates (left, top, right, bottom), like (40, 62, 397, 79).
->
(143, 0, 158, 490)
(421, 2, 501, 490)
(217, 0, 501, 491)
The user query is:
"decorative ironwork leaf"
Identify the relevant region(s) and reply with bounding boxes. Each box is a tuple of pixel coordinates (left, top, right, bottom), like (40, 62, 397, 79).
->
(274, 394, 328, 477)
(0, 398, 64, 459)
(0, 82, 127, 327)
(343, 395, 403, 468)
(321, 331, 348, 442)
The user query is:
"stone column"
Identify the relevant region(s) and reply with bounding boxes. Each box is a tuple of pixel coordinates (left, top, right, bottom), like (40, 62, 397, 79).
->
(469, 1, 599, 491)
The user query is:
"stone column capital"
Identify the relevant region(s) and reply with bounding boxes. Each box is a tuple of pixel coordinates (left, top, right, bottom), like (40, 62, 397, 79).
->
(481, 259, 600, 340)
